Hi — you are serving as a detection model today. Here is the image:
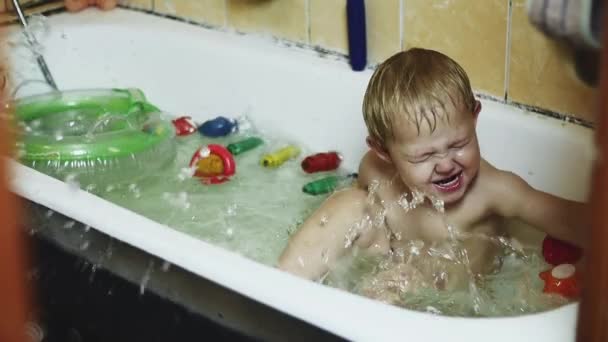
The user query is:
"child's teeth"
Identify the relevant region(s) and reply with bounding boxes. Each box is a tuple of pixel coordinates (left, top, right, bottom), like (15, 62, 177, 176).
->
(438, 173, 459, 187)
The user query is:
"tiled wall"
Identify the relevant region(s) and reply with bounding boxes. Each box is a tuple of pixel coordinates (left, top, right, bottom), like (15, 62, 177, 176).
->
(121, 1, 599, 122)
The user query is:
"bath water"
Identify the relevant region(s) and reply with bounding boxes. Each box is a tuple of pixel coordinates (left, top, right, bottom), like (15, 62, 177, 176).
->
(324, 245, 568, 317)
(57, 123, 568, 317)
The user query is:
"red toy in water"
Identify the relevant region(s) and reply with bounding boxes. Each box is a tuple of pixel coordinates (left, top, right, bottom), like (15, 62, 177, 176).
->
(189, 144, 236, 184)
(539, 264, 580, 298)
(172, 116, 198, 136)
(542, 235, 583, 265)
(301, 152, 342, 173)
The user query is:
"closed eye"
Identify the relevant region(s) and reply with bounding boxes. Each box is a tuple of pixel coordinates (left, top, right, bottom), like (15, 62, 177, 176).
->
(409, 153, 433, 163)
(451, 139, 470, 149)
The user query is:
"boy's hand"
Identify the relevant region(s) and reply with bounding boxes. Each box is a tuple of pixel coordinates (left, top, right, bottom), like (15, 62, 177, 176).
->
(65, 0, 117, 12)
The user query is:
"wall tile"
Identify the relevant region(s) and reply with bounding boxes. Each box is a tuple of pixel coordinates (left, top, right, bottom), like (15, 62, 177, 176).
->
(366, 0, 401, 64)
(227, 0, 308, 43)
(509, 0, 597, 121)
(403, 0, 508, 97)
(310, 0, 348, 53)
(119, 0, 153, 11)
(155, 0, 226, 27)
(309, 0, 402, 63)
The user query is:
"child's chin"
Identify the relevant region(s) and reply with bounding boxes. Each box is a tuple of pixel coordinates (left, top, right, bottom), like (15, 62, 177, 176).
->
(433, 184, 467, 205)
(442, 191, 465, 205)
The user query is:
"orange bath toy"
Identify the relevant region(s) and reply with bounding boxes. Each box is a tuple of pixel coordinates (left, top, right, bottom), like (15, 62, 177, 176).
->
(539, 263, 580, 299)
(189, 144, 235, 184)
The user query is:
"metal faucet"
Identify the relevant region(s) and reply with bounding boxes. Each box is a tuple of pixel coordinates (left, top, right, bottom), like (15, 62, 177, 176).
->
(11, 0, 58, 90)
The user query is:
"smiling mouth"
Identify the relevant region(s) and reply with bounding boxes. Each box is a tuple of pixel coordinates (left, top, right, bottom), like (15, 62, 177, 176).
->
(432, 171, 463, 192)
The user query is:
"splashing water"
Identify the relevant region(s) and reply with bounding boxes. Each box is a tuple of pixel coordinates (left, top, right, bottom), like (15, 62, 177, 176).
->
(140, 260, 154, 295)
(324, 183, 569, 317)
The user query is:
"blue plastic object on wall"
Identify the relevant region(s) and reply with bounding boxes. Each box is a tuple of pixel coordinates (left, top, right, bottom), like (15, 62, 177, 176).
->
(346, 0, 367, 71)
(198, 116, 238, 137)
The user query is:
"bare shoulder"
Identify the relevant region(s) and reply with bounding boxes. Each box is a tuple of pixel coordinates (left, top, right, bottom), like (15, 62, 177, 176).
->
(478, 159, 531, 216)
(357, 150, 396, 188)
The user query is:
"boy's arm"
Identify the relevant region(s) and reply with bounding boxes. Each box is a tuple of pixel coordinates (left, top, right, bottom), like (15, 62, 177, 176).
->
(278, 187, 380, 280)
(492, 171, 589, 247)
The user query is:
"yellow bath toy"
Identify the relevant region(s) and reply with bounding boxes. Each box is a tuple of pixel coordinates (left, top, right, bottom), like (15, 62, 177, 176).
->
(196, 154, 225, 177)
(261, 145, 301, 168)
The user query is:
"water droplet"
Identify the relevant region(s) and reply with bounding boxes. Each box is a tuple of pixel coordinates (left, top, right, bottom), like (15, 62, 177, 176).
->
(161, 261, 171, 272)
(140, 260, 154, 295)
(321, 249, 329, 264)
(64, 173, 80, 192)
(79, 241, 90, 250)
(63, 221, 75, 229)
(319, 216, 328, 226)
(426, 306, 442, 315)
(226, 204, 237, 217)
(198, 147, 210, 158)
(177, 167, 196, 181)
(127, 184, 141, 198)
(430, 196, 445, 213)
(54, 131, 64, 141)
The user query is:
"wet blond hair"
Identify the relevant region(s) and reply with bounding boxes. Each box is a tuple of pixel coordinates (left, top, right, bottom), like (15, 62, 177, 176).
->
(363, 48, 476, 147)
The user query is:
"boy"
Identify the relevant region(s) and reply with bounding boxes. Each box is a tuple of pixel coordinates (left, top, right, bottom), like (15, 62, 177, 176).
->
(278, 48, 587, 291)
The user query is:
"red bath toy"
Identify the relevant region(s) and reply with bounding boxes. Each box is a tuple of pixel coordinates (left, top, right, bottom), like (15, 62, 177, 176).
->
(542, 235, 583, 265)
(172, 116, 198, 136)
(301, 152, 342, 173)
(189, 144, 236, 184)
(539, 263, 580, 298)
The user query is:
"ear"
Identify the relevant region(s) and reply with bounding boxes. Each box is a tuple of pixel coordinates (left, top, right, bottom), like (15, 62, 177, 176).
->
(473, 100, 481, 123)
(366, 136, 392, 163)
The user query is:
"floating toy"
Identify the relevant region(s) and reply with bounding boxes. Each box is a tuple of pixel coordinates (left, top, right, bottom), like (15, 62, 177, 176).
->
(542, 235, 583, 265)
(301, 151, 342, 173)
(261, 145, 301, 168)
(198, 116, 238, 137)
(303, 173, 358, 195)
(539, 263, 580, 298)
(227, 137, 263, 155)
(11, 88, 176, 184)
(172, 116, 198, 136)
(189, 144, 235, 184)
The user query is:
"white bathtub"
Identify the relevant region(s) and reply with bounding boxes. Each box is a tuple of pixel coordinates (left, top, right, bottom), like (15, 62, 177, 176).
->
(6, 8, 594, 341)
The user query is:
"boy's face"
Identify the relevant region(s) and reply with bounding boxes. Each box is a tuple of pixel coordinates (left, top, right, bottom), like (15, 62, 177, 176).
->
(377, 101, 481, 205)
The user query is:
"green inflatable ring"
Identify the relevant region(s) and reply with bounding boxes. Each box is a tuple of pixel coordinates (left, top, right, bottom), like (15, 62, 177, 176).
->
(13, 88, 174, 162)
(11, 88, 177, 185)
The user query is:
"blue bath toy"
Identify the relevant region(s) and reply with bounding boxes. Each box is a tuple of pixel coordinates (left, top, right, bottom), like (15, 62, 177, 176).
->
(198, 116, 238, 137)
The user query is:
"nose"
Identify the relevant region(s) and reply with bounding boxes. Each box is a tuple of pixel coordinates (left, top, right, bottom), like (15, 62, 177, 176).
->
(434, 157, 456, 174)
